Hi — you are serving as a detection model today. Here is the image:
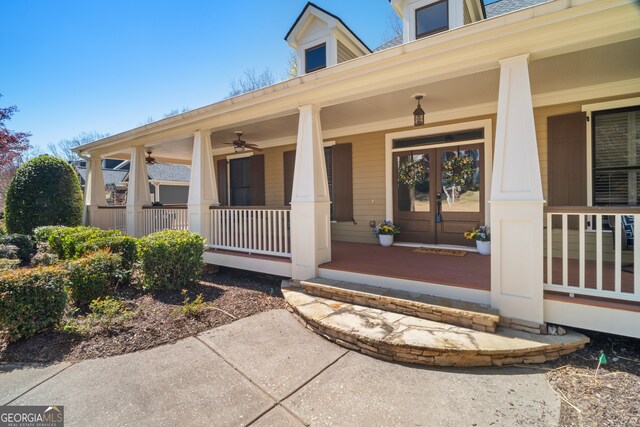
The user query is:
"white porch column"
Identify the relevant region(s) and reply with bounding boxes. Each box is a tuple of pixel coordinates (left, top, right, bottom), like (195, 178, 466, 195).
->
(290, 105, 331, 280)
(126, 146, 151, 237)
(490, 54, 545, 325)
(83, 155, 106, 226)
(188, 130, 218, 242)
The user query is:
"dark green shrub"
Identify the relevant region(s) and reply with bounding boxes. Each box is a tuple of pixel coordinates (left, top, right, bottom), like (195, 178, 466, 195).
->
(0, 266, 68, 341)
(77, 235, 138, 271)
(0, 234, 35, 261)
(34, 225, 67, 243)
(4, 155, 83, 234)
(139, 230, 205, 291)
(65, 250, 124, 307)
(48, 226, 120, 260)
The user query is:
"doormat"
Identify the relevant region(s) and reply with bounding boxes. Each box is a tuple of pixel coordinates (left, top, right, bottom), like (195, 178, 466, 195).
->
(412, 247, 468, 257)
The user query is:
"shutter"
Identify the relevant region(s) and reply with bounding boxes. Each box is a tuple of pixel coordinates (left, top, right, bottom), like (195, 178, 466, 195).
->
(216, 159, 228, 206)
(250, 154, 265, 206)
(332, 143, 353, 222)
(283, 150, 296, 205)
(548, 112, 587, 228)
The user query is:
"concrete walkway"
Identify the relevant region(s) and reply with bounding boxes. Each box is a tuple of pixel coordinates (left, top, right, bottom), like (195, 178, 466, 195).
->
(1, 310, 559, 426)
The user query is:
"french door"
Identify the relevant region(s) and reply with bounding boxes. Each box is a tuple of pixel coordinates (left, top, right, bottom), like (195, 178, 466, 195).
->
(393, 143, 484, 246)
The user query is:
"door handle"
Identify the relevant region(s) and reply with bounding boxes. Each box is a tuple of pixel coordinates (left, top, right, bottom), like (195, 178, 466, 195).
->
(436, 192, 442, 223)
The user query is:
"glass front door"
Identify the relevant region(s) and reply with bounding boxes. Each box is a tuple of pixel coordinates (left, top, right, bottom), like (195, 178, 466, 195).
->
(393, 143, 484, 246)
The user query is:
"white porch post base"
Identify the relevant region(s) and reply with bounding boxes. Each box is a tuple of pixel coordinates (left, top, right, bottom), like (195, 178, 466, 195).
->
(188, 205, 214, 243)
(490, 54, 545, 325)
(85, 205, 99, 227)
(490, 202, 544, 324)
(126, 206, 144, 237)
(291, 201, 331, 280)
(187, 130, 218, 243)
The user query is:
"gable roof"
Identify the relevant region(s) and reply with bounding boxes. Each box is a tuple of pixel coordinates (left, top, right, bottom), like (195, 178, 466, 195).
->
(374, 35, 403, 52)
(75, 163, 190, 187)
(75, 166, 128, 187)
(284, 2, 372, 53)
(146, 163, 191, 182)
(485, 0, 550, 18)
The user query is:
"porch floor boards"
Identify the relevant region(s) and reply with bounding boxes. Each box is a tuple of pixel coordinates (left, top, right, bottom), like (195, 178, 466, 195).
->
(544, 257, 635, 294)
(321, 241, 639, 310)
(321, 242, 490, 291)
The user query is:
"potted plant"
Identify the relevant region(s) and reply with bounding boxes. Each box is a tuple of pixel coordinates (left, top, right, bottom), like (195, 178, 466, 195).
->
(464, 225, 491, 255)
(373, 220, 399, 247)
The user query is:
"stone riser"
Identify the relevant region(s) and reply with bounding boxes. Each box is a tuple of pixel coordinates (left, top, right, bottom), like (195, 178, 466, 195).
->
(301, 283, 499, 334)
(286, 306, 585, 368)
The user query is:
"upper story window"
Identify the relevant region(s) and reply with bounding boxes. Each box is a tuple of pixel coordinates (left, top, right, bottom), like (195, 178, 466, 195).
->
(415, 0, 449, 39)
(305, 43, 327, 73)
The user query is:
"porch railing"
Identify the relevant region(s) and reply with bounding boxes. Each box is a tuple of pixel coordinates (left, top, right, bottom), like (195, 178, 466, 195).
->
(93, 206, 127, 233)
(544, 207, 640, 302)
(142, 205, 188, 235)
(209, 206, 291, 258)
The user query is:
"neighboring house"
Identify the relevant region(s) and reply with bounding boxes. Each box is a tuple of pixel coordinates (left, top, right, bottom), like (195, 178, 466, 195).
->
(74, 0, 640, 341)
(75, 160, 190, 205)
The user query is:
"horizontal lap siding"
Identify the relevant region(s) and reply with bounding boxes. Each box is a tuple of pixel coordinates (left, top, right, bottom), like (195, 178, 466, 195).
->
(332, 131, 386, 244)
(264, 144, 296, 206)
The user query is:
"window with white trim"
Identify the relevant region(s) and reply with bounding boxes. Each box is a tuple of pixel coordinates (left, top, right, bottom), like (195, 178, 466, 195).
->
(415, 0, 449, 39)
(592, 106, 640, 206)
(305, 43, 326, 73)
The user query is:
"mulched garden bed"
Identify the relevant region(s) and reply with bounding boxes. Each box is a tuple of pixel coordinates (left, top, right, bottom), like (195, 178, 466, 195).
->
(0, 267, 286, 364)
(546, 330, 640, 427)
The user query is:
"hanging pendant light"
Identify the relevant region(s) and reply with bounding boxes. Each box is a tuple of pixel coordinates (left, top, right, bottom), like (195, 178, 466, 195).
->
(413, 95, 425, 127)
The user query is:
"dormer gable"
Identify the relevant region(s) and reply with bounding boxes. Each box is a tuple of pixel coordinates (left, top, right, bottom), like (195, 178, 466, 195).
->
(285, 2, 371, 76)
(390, 0, 485, 44)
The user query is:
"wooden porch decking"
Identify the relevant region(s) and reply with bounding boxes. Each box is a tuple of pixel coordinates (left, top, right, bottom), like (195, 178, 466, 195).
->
(321, 242, 491, 291)
(321, 241, 639, 311)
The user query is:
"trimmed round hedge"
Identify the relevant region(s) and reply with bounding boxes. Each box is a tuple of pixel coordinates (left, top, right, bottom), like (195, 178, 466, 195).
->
(4, 155, 83, 235)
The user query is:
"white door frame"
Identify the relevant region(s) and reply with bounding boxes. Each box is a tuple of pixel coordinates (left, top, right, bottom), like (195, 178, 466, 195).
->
(384, 118, 493, 225)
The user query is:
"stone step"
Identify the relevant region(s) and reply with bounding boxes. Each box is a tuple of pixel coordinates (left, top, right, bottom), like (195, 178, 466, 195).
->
(299, 278, 501, 333)
(282, 281, 589, 368)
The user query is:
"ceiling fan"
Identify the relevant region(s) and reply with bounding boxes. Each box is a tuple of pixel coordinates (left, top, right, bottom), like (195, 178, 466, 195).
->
(145, 150, 157, 164)
(224, 131, 262, 153)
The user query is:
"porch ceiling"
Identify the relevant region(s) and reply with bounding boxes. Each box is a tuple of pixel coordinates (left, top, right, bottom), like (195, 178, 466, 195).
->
(100, 37, 639, 164)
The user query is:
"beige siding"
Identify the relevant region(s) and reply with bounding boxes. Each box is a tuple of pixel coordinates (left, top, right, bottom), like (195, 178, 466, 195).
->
(463, 1, 472, 25)
(337, 40, 358, 64)
(264, 144, 296, 206)
(332, 131, 387, 244)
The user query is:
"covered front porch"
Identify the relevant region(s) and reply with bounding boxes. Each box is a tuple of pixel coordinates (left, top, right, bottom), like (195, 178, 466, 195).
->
(76, 0, 640, 338)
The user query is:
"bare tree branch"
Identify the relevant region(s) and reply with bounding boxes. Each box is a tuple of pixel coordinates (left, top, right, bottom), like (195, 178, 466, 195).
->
(228, 68, 276, 97)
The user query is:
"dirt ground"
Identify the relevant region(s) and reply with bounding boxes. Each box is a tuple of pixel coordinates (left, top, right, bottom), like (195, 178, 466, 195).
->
(547, 330, 640, 427)
(0, 267, 286, 363)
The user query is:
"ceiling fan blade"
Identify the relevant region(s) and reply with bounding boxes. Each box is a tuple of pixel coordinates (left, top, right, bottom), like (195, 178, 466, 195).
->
(246, 145, 263, 152)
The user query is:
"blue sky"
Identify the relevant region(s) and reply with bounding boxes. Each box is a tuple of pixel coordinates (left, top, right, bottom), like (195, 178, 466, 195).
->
(1, 0, 400, 151)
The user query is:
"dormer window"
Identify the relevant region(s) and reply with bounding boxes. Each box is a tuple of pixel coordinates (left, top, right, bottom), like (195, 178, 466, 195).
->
(415, 0, 449, 39)
(305, 44, 327, 73)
